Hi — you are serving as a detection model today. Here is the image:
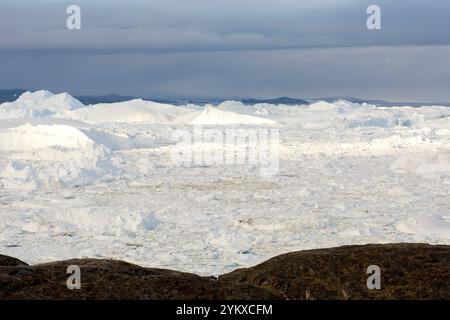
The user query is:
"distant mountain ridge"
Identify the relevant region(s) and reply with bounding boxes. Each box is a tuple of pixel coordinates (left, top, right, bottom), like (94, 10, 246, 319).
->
(0, 89, 448, 107)
(241, 96, 309, 105)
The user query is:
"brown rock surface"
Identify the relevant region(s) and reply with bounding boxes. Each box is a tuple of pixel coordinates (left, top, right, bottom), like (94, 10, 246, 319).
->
(0, 255, 28, 267)
(220, 243, 450, 299)
(0, 258, 276, 299)
(1, 243, 449, 299)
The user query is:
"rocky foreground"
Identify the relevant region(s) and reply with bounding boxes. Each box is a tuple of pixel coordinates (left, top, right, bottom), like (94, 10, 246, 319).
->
(1, 243, 449, 300)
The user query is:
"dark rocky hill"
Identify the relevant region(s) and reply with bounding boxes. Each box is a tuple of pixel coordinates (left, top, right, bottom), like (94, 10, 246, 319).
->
(1, 243, 449, 300)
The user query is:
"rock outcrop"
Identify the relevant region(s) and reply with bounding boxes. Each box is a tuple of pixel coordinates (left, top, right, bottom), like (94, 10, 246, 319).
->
(1, 243, 449, 300)
(221, 243, 450, 299)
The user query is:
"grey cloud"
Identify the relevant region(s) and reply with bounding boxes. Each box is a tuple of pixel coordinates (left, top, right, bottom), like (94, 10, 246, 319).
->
(0, 0, 449, 101)
(0, 0, 449, 53)
(1, 45, 449, 102)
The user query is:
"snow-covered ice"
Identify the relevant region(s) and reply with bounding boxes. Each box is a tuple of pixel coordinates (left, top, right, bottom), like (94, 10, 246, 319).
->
(0, 90, 84, 119)
(189, 106, 277, 125)
(0, 90, 449, 275)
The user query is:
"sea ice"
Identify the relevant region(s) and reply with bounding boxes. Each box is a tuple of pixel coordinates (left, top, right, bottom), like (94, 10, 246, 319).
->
(0, 90, 449, 275)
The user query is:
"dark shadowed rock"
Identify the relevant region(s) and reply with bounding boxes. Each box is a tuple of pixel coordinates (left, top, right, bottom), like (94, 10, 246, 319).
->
(1, 244, 449, 299)
(0, 255, 28, 267)
(220, 243, 450, 300)
(0, 258, 276, 300)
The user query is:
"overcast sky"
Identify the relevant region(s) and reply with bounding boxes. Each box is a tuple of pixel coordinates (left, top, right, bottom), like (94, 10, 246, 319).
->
(0, 0, 449, 101)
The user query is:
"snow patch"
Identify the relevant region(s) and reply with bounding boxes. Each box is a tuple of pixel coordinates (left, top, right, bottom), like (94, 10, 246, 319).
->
(20, 210, 161, 237)
(0, 123, 93, 151)
(189, 106, 277, 125)
(62, 99, 190, 124)
(308, 101, 339, 111)
(0, 123, 118, 189)
(397, 216, 450, 240)
(0, 90, 84, 119)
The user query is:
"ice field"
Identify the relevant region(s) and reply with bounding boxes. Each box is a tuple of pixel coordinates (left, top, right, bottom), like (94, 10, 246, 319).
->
(0, 90, 449, 275)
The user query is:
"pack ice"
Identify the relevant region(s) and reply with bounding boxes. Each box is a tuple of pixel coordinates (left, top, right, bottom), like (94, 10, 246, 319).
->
(0, 90, 449, 275)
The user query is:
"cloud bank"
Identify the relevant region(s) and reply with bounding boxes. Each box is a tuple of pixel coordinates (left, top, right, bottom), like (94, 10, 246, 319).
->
(0, 0, 449, 101)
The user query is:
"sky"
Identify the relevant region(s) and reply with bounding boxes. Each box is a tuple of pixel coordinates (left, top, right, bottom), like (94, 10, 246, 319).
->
(0, 0, 449, 102)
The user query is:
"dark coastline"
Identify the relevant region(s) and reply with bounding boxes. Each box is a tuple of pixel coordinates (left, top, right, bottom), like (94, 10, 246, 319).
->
(1, 243, 449, 300)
